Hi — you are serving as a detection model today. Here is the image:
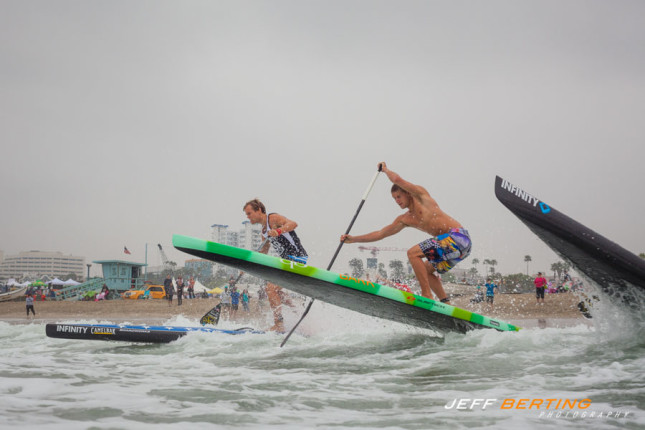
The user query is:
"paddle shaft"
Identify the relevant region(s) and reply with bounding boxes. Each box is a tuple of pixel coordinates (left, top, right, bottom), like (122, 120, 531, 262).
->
(280, 167, 381, 347)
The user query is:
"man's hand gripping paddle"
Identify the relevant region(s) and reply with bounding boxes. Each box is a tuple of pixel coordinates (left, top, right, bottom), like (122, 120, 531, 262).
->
(279, 165, 382, 347)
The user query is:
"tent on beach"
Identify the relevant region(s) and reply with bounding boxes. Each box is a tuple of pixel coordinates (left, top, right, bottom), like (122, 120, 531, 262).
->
(193, 278, 209, 293)
(63, 278, 80, 286)
(48, 278, 65, 286)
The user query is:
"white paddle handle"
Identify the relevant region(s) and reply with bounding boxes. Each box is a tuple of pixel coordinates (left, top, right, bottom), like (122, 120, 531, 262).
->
(362, 170, 381, 200)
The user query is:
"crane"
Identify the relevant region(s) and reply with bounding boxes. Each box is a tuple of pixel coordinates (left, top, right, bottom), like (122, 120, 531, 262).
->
(157, 244, 174, 273)
(358, 246, 408, 257)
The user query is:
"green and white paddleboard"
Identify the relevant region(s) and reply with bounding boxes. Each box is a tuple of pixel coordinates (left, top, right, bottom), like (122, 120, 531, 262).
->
(173, 234, 520, 334)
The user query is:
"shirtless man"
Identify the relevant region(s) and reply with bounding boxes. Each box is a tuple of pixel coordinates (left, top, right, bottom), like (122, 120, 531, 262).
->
(341, 162, 471, 302)
(243, 199, 307, 331)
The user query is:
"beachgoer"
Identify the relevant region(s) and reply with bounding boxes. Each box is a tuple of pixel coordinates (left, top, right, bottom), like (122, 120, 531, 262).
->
(341, 162, 471, 303)
(485, 278, 499, 309)
(257, 284, 267, 309)
(230, 286, 240, 318)
(471, 286, 484, 304)
(101, 284, 110, 299)
(164, 275, 174, 306)
(244, 198, 308, 331)
(242, 289, 250, 312)
(26, 294, 36, 317)
(176, 277, 184, 306)
(534, 272, 547, 304)
(188, 276, 195, 299)
(220, 286, 231, 319)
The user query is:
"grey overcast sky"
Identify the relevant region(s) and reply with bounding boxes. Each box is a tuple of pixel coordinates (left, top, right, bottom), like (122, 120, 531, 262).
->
(2, 1, 644, 277)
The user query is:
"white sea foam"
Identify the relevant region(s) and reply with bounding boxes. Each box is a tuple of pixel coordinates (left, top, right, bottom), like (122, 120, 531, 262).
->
(1, 293, 644, 429)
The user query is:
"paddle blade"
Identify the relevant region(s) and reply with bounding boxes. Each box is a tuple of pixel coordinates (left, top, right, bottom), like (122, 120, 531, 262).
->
(200, 304, 221, 326)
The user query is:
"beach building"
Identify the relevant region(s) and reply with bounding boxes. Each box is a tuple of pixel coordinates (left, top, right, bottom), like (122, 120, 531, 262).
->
(241, 221, 263, 250)
(185, 259, 214, 279)
(210, 222, 262, 250)
(210, 221, 263, 276)
(0, 250, 85, 281)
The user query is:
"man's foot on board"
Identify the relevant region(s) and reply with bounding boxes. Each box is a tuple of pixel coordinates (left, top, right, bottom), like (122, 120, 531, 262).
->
(440, 297, 451, 304)
(268, 323, 285, 333)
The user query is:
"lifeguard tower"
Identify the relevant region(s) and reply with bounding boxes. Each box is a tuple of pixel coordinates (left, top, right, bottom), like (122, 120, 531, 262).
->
(55, 260, 148, 300)
(93, 260, 147, 292)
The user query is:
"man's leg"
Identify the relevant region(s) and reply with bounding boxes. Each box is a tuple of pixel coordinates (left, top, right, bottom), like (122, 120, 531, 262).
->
(408, 246, 448, 301)
(266, 282, 285, 332)
(536, 290, 539, 305)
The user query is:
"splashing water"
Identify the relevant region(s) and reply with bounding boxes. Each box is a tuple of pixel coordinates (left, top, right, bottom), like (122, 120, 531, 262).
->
(1, 285, 644, 429)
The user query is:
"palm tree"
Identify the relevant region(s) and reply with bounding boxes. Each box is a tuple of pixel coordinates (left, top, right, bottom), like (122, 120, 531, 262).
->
(349, 258, 364, 278)
(483, 259, 492, 276)
(388, 260, 405, 281)
(551, 262, 564, 280)
(378, 262, 387, 278)
(471, 258, 480, 282)
(524, 255, 532, 276)
(489, 259, 498, 276)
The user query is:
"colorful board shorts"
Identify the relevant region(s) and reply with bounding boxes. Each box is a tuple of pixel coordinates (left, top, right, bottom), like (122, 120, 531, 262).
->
(418, 228, 472, 274)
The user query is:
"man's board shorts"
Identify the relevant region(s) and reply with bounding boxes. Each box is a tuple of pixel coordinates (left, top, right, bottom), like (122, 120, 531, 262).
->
(418, 228, 472, 274)
(486, 295, 494, 303)
(536, 287, 545, 299)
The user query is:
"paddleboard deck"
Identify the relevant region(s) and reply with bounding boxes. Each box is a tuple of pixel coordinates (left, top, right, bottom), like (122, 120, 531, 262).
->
(173, 234, 520, 334)
(46, 323, 263, 343)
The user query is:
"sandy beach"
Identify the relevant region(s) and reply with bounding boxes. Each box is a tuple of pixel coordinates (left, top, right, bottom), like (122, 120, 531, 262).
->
(0, 287, 588, 329)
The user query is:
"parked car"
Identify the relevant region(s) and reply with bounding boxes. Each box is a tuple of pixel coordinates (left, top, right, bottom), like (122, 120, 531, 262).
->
(122, 285, 166, 300)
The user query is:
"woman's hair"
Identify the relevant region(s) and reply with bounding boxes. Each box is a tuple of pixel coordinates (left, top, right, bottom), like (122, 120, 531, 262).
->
(244, 199, 266, 213)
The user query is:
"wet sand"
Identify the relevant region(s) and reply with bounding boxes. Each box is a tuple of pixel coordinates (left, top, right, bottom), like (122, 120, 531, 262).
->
(0, 290, 588, 329)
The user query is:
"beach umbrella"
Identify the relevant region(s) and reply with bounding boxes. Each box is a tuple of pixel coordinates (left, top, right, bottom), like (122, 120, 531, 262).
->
(208, 287, 223, 295)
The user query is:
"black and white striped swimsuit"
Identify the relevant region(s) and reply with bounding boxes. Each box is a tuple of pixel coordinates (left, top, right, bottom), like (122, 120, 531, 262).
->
(262, 212, 308, 263)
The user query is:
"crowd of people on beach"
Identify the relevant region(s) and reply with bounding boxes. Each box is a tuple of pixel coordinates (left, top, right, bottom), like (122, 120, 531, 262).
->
(469, 271, 584, 310)
(160, 273, 270, 315)
(23, 286, 56, 301)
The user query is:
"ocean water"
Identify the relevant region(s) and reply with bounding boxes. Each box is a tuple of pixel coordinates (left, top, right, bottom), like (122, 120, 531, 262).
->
(1, 291, 644, 430)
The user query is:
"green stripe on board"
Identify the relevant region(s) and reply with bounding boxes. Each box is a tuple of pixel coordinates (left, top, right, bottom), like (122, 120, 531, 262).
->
(172, 234, 521, 333)
(452, 307, 473, 322)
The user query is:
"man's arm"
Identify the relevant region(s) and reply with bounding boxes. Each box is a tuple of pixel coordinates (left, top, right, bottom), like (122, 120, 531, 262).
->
(379, 162, 427, 198)
(267, 213, 298, 237)
(259, 240, 271, 255)
(341, 215, 406, 243)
